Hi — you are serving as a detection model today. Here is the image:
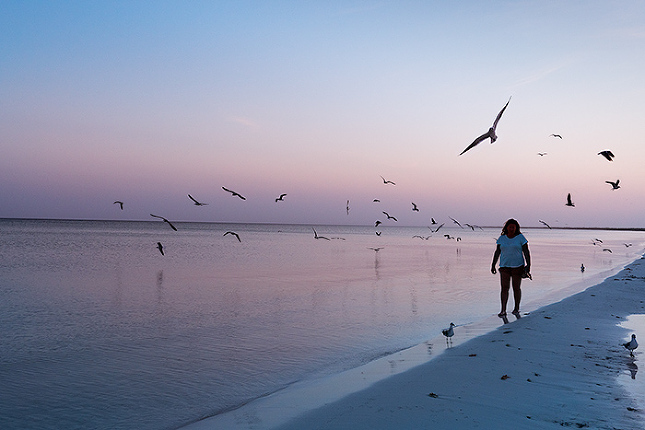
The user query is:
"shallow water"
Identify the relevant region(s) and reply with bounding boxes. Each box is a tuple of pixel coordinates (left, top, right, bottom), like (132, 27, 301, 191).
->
(0, 219, 643, 429)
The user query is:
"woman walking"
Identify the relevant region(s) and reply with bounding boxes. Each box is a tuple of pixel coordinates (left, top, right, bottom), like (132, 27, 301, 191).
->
(491, 219, 531, 317)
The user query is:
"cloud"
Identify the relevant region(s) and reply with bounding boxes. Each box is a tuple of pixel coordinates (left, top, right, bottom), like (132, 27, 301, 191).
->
(226, 116, 258, 128)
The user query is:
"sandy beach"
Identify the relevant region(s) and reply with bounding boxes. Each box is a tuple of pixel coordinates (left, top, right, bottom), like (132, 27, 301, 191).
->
(188, 255, 645, 430)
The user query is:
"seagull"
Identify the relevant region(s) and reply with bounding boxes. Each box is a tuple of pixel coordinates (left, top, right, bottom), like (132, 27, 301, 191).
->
(624, 243, 633, 247)
(464, 223, 476, 231)
(382, 211, 398, 222)
(375, 231, 382, 236)
(223, 231, 241, 242)
(539, 219, 552, 229)
(537, 152, 548, 156)
(380, 176, 396, 185)
(602, 248, 612, 253)
(150, 214, 178, 231)
(275, 193, 287, 202)
(375, 220, 382, 228)
(449, 216, 463, 228)
(430, 223, 445, 233)
(113, 201, 124, 210)
(346, 200, 350, 215)
(222, 187, 246, 200)
(442, 322, 456, 345)
(550, 134, 562, 139)
(598, 150, 615, 161)
(188, 194, 208, 206)
(373, 199, 381, 203)
(156, 242, 164, 255)
(431, 218, 437, 225)
(565, 193, 575, 207)
(623, 334, 638, 357)
(605, 180, 620, 190)
(412, 202, 419, 212)
(368, 247, 384, 252)
(459, 97, 511, 156)
(312, 227, 330, 240)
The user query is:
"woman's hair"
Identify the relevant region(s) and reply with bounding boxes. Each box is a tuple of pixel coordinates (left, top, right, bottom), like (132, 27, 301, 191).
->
(501, 218, 521, 235)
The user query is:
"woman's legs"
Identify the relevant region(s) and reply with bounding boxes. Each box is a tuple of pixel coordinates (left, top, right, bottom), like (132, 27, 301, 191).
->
(511, 272, 522, 314)
(499, 270, 511, 316)
(499, 268, 523, 316)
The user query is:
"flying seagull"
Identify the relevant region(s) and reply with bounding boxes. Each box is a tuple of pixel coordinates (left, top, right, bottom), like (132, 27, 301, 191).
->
(449, 216, 463, 228)
(312, 227, 330, 240)
(368, 247, 384, 252)
(346, 200, 350, 215)
(605, 180, 620, 190)
(156, 242, 164, 256)
(598, 150, 615, 161)
(223, 231, 241, 242)
(373, 199, 381, 203)
(430, 223, 444, 233)
(537, 152, 547, 156)
(375, 220, 382, 228)
(222, 187, 246, 200)
(188, 194, 208, 206)
(113, 201, 124, 210)
(380, 176, 396, 185)
(565, 193, 575, 207)
(275, 193, 287, 202)
(623, 334, 638, 357)
(382, 211, 398, 222)
(459, 97, 511, 156)
(431, 218, 437, 225)
(150, 214, 178, 231)
(411, 202, 420, 212)
(538, 219, 552, 229)
(550, 134, 562, 139)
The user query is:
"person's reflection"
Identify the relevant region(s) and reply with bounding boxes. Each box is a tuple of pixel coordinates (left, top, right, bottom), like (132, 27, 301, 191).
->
(156, 270, 164, 305)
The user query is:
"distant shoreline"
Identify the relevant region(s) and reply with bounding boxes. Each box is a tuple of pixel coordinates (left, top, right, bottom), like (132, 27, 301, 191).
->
(2, 217, 644, 232)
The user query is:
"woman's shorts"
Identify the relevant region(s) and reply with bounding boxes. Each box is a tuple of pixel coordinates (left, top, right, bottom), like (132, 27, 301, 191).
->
(499, 266, 525, 276)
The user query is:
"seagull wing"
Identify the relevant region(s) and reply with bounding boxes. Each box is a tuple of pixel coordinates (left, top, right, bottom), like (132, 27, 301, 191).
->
(492, 97, 511, 131)
(459, 131, 490, 155)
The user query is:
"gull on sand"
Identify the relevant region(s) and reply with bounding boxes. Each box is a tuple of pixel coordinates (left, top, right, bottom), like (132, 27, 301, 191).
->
(623, 334, 638, 357)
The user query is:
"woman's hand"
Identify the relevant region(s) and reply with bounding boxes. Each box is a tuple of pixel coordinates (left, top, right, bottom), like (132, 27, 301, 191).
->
(491, 266, 497, 275)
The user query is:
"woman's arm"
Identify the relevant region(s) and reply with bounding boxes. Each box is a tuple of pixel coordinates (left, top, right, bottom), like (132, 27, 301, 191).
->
(522, 243, 531, 271)
(491, 244, 501, 274)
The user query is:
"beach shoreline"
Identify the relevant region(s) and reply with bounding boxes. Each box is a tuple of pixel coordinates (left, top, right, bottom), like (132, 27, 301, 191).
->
(185, 255, 645, 430)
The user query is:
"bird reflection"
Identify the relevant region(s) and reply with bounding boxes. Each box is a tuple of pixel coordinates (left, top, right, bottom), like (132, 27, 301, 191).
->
(156, 270, 164, 305)
(627, 361, 638, 379)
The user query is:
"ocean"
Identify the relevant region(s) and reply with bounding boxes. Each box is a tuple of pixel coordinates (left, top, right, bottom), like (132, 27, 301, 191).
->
(1, 219, 643, 429)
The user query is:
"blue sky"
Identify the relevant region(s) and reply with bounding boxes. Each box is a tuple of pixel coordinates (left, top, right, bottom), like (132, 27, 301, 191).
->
(2, 1, 645, 228)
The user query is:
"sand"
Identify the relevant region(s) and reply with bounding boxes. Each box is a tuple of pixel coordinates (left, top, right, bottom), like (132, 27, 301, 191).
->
(186, 256, 645, 430)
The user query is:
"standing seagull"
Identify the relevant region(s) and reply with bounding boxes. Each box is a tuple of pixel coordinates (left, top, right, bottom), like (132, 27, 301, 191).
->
(156, 242, 165, 255)
(223, 231, 241, 242)
(150, 214, 178, 231)
(565, 193, 575, 207)
(113, 201, 124, 210)
(598, 150, 615, 161)
(188, 194, 208, 206)
(380, 176, 396, 185)
(605, 180, 620, 190)
(442, 322, 456, 346)
(222, 187, 246, 200)
(623, 334, 638, 357)
(459, 97, 511, 156)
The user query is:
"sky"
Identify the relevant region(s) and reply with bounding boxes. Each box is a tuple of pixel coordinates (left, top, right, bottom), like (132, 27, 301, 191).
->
(2, 0, 645, 228)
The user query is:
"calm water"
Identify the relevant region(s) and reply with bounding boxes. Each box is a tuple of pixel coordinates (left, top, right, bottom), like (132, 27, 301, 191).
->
(1, 219, 644, 429)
